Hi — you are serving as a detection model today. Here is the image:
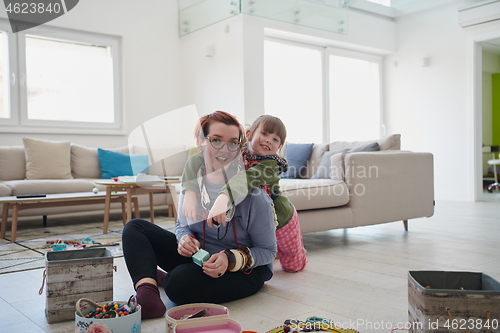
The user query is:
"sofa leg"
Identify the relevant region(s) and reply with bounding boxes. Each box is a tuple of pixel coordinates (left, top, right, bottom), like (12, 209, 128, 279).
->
(403, 219, 408, 231)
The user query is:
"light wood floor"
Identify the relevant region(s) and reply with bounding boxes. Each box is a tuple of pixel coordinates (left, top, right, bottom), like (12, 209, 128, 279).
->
(1, 199, 499, 333)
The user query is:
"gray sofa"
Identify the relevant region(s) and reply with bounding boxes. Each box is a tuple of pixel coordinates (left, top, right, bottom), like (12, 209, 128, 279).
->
(277, 134, 434, 233)
(0, 139, 180, 218)
(0, 134, 434, 234)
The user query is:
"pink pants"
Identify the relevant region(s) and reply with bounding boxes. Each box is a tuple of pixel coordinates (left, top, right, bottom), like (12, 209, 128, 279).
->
(275, 208, 307, 272)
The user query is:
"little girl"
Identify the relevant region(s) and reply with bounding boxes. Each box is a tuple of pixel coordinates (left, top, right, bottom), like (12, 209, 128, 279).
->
(181, 115, 307, 272)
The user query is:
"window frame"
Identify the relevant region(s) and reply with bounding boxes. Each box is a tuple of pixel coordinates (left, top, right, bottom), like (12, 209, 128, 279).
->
(325, 46, 384, 142)
(0, 19, 124, 135)
(264, 37, 326, 143)
(0, 19, 19, 126)
(263, 36, 384, 144)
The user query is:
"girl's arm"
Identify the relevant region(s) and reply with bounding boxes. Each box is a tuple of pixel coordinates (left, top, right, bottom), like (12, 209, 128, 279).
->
(223, 159, 281, 204)
(180, 153, 204, 221)
(207, 159, 281, 226)
(180, 152, 204, 194)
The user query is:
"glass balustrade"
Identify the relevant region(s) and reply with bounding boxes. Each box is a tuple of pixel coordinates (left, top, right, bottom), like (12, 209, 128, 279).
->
(178, 0, 349, 36)
(178, 0, 241, 36)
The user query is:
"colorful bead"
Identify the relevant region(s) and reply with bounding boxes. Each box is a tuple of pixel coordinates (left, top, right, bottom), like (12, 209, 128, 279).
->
(82, 301, 137, 319)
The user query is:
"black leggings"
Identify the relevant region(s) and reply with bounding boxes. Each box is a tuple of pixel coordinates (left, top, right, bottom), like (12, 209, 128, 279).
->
(122, 219, 268, 305)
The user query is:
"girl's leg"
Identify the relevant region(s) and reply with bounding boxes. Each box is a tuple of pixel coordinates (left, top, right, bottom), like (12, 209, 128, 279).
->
(164, 264, 267, 305)
(275, 209, 307, 272)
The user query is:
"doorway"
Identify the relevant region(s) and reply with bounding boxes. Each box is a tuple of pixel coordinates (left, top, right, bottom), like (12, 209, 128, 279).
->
(471, 27, 500, 202)
(481, 38, 500, 201)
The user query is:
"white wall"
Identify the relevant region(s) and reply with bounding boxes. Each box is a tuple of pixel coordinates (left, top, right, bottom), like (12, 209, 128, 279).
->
(384, 1, 474, 201)
(0, 0, 186, 147)
(178, 15, 246, 123)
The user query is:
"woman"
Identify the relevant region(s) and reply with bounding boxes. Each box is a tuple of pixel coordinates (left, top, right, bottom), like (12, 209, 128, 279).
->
(122, 111, 277, 319)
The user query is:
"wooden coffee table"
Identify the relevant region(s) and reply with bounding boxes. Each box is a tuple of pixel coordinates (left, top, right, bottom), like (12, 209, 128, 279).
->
(95, 179, 180, 234)
(0, 191, 138, 243)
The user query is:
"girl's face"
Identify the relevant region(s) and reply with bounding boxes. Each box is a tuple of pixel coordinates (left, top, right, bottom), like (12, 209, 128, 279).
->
(200, 121, 241, 172)
(247, 124, 282, 156)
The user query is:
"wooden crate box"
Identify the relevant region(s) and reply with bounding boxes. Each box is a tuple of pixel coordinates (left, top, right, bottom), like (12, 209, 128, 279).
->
(44, 248, 113, 323)
(408, 271, 500, 333)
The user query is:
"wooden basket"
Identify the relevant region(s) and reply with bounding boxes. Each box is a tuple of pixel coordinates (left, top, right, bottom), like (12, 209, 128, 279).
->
(42, 248, 113, 323)
(408, 271, 500, 333)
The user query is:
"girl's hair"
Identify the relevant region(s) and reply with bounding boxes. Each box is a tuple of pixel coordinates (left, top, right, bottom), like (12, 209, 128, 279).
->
(194, 110, 246, 145)
(248, 115, 287, 148)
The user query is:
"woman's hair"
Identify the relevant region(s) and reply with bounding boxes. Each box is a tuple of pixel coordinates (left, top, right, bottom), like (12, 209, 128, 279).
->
(194, 110, 246, 145)
(248, 115, 287, 148)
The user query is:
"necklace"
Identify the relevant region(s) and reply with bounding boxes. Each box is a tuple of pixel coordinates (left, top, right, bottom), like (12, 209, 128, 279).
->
(198, 161, 240, 249)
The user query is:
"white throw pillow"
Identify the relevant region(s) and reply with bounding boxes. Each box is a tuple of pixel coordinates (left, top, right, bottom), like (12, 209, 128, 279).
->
(23, 137, 73, 179)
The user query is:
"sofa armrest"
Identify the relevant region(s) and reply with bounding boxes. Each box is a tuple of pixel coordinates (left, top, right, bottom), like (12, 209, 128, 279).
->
(343, 151, 434, 226)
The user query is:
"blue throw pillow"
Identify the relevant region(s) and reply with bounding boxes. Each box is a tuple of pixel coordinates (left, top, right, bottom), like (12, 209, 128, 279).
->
(97, 148, 149, 179)
(280, 143, 314, 179)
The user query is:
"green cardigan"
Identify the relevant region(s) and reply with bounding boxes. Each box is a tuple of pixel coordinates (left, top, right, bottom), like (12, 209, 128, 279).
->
(181, 152, 294, 229)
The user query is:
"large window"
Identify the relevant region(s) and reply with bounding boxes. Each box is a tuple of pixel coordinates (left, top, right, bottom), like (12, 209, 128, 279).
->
(264, 40, 323, 143)
(0, 19, 122, 133)
(264, 38, 383, 143)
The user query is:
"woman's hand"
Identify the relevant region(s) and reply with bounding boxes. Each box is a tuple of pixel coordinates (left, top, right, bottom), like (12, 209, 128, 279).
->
(182, 190, 199, 222)
(202, 252, 228, 278)
(177, 235, 200, 257)
(207, 194, 230, 228)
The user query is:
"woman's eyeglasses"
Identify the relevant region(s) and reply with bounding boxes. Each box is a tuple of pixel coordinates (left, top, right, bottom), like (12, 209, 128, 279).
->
(205, 136, 241, 152)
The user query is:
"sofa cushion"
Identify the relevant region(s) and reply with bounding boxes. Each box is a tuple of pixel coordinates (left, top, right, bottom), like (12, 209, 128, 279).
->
(378, 134, 401, 150)
(97, 148, 149, 179)
(280, 143, 314, 179)
(0, 146, 26, 180)
(0, 183, 12, 196)
(330, 152, 347, 181)
(328, 134, 400, 152)
(304, 143, 329, 179)
(72, 144, 130, 179)
(71, 144, 102, 179)
(4, 179, 95, 196)
(23, 137, 73, 180)
(350, 142, 380, 152)
(279, 178, 350, 210)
